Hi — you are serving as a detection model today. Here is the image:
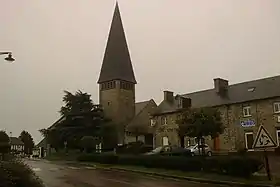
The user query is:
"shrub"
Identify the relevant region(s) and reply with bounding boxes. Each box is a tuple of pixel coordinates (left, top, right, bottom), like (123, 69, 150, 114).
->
(77, 153, 263, 178)
(80, 136, 97, 153)
(77, 153, 118, 164)
(275, 147, 280, 156)
(0, 159, 44, 187)
(0, 131, 11, 161)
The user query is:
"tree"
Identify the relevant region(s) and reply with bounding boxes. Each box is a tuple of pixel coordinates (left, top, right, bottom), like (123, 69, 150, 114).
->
(177, 107, 225, 155)
(0, 131, 10, 160)
(60, 90, 94, 116)
(19, 131, 35, 155)
(80, 136, 98, 153)
(40, 90, 110, 151)
(39, 128, 62, 152)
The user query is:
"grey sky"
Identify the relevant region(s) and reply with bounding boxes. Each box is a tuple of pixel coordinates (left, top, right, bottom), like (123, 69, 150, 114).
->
(1, 0, 280, 143)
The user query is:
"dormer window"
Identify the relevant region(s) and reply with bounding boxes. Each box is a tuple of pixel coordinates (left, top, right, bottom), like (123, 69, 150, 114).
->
(178, 98, 182, 108)
(247, 87, 255, 92)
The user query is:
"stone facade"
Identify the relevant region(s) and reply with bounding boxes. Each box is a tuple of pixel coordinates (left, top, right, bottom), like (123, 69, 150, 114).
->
(125, 99, 157, 145)
(99, 80, 136, 144)
(152, 96, 280, 152)
(216, 97, 280, 151)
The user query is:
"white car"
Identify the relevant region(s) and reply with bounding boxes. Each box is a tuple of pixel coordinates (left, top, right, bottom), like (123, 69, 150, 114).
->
(186, 144, 212, 156)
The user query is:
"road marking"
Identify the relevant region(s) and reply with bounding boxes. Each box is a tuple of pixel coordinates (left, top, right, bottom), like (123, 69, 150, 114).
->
(68, 166, 79, 170)
(85, 166, 96, 170)
(32, 168, 42, 172)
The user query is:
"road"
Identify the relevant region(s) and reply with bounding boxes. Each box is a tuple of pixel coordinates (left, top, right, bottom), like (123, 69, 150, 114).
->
(26, 159, 229, 187)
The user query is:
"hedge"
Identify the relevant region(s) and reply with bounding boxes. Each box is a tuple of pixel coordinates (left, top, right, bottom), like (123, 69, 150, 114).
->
(77, 153, 264, 178)
(0, 159, 44, 187)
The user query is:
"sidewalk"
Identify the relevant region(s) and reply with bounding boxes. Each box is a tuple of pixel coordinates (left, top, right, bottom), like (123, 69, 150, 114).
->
(70, 161, 279, 187)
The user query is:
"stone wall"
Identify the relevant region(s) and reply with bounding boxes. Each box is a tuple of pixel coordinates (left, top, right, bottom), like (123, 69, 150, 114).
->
(153, 97, 280, 151)
(217, 97, 280, 151)
(99, 80, 135, 144)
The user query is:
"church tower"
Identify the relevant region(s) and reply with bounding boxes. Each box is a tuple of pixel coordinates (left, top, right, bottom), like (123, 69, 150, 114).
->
(98, 2, 136, 144)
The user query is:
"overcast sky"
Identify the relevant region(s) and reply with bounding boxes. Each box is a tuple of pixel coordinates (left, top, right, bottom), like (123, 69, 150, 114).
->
(1, 0, 280, 143)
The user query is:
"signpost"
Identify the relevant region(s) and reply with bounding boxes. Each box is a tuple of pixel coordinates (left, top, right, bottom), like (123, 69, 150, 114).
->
(252, 125, 277, 181)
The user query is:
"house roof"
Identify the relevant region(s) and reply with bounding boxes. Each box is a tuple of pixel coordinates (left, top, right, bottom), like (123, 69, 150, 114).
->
(97, 2, 136, 84)
(10, 137, 24, 145)
(48, 116, 66, 130)
(135, 100, 151, 115)
(36, 138, 47, 148)
(126, 99, 157, 133)
(153, 75, 280, 115)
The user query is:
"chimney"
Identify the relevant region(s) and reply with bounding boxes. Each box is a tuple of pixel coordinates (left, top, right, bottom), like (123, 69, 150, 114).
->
(214, 78, 228, 96)
(164, 91, 174, 103)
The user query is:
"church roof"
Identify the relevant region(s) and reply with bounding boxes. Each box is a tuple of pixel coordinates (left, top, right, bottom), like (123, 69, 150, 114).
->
(98, 2, 136, 84)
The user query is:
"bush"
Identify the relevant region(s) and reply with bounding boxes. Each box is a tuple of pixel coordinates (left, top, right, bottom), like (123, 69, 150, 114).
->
(0, 159, 44, 187)
(116, 141, 153, 155)
(76, 153, 263, 178)
(77, 153, 118, 164)
(275, 147, 280, 156)
(80, 136, 98, 153)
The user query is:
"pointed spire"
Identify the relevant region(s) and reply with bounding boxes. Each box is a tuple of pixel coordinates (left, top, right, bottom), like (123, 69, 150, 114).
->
(98, 2, 137, 84)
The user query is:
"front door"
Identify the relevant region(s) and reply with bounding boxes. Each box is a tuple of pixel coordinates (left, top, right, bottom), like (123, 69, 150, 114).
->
(213, 136, 220, 151)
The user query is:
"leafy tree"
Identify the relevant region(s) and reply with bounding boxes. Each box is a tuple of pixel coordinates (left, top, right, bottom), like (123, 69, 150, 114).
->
(60, 90, 94, 116)
(0, 131, 10, 160)
(40, 90, 110, 151)
(39, 128, 62, 151)
(19, 130, 35, 155)
(80, 136, 98, 153)
(177, 107, 225, 155)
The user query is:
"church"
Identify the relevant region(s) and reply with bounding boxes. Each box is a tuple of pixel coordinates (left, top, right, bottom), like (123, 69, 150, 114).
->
(97, 2, 157, 146)
(37, 2, 157, 149)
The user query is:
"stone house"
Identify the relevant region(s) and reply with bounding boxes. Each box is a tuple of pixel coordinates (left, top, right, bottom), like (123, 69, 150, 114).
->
(152, 77, 280, 152)
(10, 137, 24, 153)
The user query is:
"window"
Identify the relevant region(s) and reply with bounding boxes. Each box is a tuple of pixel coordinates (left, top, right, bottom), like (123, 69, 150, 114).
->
(161, 117, 167, 125)
(243, 106, 251, 117)
(150, 119, 156, 126)
(162, 137, 169, 146)
(274, 102, 280, 113)
(178, 98, 182, 108)
(277, 130, 280, 147)
(245, 132, 254, 150)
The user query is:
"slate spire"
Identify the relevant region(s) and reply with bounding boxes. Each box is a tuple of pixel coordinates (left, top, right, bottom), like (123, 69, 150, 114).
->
(98, 2, 137, 84)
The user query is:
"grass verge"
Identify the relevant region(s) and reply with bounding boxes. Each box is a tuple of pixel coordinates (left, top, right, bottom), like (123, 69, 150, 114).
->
(78, 162, 280, 187)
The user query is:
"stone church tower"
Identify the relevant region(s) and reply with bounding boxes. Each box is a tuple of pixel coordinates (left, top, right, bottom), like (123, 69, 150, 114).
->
(97, 3, 137, 144)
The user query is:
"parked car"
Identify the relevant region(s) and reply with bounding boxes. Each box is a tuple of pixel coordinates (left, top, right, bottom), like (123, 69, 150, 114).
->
(185, 144, 212, 156)
(144, 145, 192, 156)
(116, 141, 153, 155)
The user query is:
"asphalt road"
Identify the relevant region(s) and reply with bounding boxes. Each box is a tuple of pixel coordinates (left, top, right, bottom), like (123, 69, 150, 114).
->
(26, 159, 229, 187)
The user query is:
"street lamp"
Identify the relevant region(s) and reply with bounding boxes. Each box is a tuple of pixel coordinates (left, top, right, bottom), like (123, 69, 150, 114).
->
(0, 52, 15, 62)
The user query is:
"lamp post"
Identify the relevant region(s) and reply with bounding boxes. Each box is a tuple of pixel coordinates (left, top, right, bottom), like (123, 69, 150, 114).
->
(0, 52, 15, 62)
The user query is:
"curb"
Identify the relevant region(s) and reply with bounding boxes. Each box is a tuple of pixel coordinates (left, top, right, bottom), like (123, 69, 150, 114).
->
(76, 162, 277, 187)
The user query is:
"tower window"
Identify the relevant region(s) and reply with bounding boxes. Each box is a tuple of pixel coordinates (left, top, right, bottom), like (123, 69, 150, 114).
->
(100, 81, 116, 90)
(120, 81, 133, 90)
